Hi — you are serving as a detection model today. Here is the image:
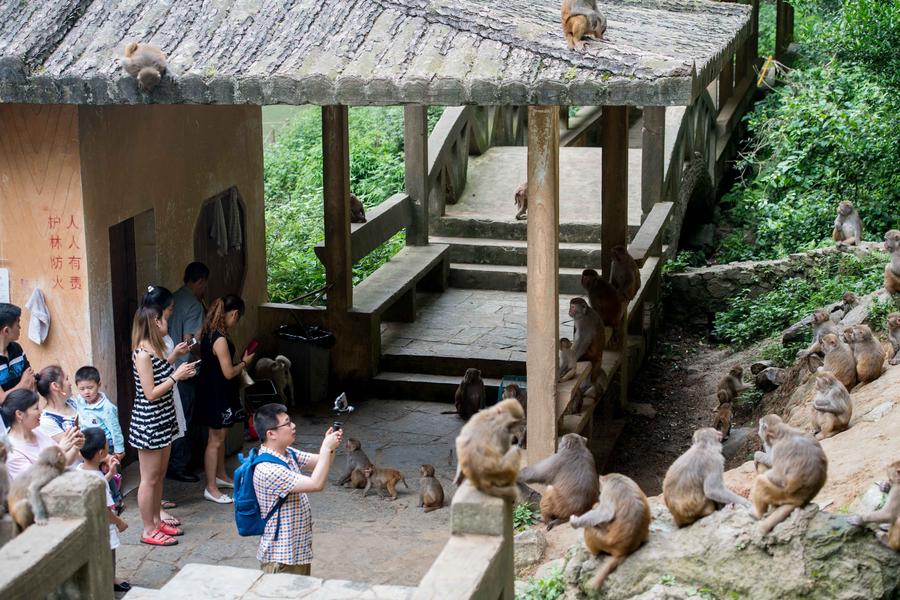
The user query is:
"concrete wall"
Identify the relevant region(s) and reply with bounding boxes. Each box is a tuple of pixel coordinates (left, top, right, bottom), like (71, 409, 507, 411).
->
(0, 105, 92, 372)
(77, 104, 267, 396)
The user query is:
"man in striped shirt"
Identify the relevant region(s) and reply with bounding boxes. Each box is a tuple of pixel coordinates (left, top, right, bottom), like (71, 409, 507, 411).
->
(252, 403, 342, 575)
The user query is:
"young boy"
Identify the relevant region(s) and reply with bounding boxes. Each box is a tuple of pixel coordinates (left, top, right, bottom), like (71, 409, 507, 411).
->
(77, 427, 131, 593)
(0, 303, 35, 435)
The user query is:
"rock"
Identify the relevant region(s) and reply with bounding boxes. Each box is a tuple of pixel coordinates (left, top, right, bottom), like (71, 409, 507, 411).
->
(560, 506, 900, 599)
(534, 558, 566, 581)
(686, 223, 716, 250)
(781, 314, 814, 346)
(721, 426, 751, 460)
(750, 360, 774, 375)
(840, 289, 887, 328)
(852, 484, 889, 514)
(514, 528, 547, 570)
(861, 401, 895, 422)
(755, 367, 786, 391)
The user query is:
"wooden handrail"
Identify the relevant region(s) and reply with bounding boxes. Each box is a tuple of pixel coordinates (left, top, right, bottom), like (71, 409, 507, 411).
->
(314, 193, 411, 264)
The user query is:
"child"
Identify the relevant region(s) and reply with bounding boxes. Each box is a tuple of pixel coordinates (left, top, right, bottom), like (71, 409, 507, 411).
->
(77, 427, 131, 593)
(74, 366, 125, 512)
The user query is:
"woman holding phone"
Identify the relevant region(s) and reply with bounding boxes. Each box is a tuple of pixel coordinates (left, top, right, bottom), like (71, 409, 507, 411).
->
(197, 294, 255, 503)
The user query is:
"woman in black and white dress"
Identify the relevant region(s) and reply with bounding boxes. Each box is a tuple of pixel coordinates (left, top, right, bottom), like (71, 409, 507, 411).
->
(130, 304, 196, 546)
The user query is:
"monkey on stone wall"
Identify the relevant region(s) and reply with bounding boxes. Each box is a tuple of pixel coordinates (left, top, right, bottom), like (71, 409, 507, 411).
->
(454, 399, 524, 502)
(561, 0, 607, 51)
(832, 201, 863, 246)
(885, 230, 900, 295)
(8, 446, 67, 529)
(122, 42, 167, 92)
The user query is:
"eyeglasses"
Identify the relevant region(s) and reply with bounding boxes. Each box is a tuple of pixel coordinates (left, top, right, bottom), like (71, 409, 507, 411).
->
(274, 419, 294, 429)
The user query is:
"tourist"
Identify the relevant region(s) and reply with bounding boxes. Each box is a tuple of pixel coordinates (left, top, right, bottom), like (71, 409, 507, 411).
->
(197, 295, 255, 503)
(130, 304, 196, 546)
(165, 262, 209, 483)
(252, 403, 342, 575)
(76, 427, 131, 593)
(36, 365, 79, 442)
(0, 303, 35, 436)
(74, 366, 125, 461)
(4, 389, 82, 479)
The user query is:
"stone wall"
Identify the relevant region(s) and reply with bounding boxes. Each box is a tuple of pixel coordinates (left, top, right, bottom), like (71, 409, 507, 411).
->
(664, 243, 884, 324)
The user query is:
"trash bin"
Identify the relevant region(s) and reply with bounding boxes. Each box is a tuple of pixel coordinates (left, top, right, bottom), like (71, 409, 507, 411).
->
(275, 323, 335, 404)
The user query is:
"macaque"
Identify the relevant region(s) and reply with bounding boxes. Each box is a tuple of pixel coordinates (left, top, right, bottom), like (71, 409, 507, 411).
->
(580, 269, 625, 347)
(514, 182, 527, 220)
(502, 384, 528, 448)
(558, 337, 578, 382)
(712, 391, 733, 440)
(361, 465, 408, 500)
(885, 230, 900, 295)
(663, 428, 750, 527)
(569, 473, 650, 590)
(569, 298, 606, 395)
(831, 292, 859, 322)
(0, 440, 7, 517)
(848, 460, 900, 550)
(832, 201, 863, 246)
(518, 434, 598, 530)
(798, 310, 839, 358)
(887, 312, 900, 366)
(845, 324, 885, 385)
(255, 355, 294, 406)
(810, 369, 852, 440)
(122, 42, 167, 92)
(8, 446, 67, 529)
(820, 333, 857, 390)
(753, 414, 782, 473)
(716, 366, 750, 403)
(336, 438, 374, 488)
(750, 420, 828, 535)
(350, 193, 367, 223)
(446, 368, 486, 421)
(454, 398, 525, 502)
(610, 246, 641, 301)
(561, 0, 608, 51)
(418, 464, 445, 513)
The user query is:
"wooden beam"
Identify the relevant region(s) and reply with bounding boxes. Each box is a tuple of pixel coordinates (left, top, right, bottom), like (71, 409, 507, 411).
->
(526, 105, 560, 465)
(322, 105, 352, 313)
(640, 107, 665, 220)
(601, 106, 629, 279)
(404, 105, 429, 246)
(314, 193, 411, 264)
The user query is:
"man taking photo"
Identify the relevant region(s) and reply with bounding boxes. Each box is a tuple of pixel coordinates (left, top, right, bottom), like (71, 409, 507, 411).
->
(252, 403, 342, 575)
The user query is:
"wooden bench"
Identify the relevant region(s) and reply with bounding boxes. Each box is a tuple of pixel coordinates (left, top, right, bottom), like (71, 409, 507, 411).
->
(353, 244, 450, 322)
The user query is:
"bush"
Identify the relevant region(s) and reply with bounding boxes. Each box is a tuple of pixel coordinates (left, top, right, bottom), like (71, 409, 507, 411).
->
(513, 502, 540, 531)
(517, 568, 565, 600)
(264, 106, 444, 303)
(713, 251, 887, 345)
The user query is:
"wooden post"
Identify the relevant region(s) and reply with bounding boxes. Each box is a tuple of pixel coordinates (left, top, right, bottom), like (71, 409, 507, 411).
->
(404, 105, 429, 246)
(322, 105, 352, 313)
(641, 107, 665, 221)
(775, 0, 786, 63)
(735, 39, 748, 84)
(526, 105, 560, 465)
(601, 106, 629, 279)
(749, 0, 760, 65)
(720, 53, 734, 107)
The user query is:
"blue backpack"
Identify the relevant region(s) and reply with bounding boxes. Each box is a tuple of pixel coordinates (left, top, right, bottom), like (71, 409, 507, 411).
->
(234, 447, 292, 538)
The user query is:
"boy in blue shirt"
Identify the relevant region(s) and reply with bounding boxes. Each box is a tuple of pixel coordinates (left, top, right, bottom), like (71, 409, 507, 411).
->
(74, 366, 125, 460)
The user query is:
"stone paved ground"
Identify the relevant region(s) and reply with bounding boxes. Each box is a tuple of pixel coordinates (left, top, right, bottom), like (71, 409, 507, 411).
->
(382, 290, 578, 362)
(115, 400, 463, 592)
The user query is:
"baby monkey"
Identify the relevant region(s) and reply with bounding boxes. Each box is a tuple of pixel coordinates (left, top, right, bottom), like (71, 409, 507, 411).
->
(361, 465, 408, 500)
(561, 0, 608, 51)
(418, 464, 445, 513)
(122, 42, 167, 92)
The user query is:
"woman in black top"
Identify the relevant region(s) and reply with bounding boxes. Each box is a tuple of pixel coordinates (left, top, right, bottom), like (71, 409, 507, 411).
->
(197, 295, 255, 503)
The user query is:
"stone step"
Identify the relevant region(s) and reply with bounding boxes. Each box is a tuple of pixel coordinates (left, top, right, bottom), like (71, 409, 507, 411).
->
(449, 264, 585, 294)
(121, 586, 161, 599)
(432, 217, 639, 243)
(369, 372, 503, 403)
(430, 235, 602, 268)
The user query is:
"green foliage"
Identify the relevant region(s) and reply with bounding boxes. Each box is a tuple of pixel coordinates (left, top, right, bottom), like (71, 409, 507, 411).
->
(513, 502, 540, 531)
(761, 341, 807, 367)
(718, 0, 900, 262)
(737, 387, 765, 407)
(714, 251, 886, 345)
(264, 106, 444, 302)
(517, 568, 565, 600)
(868, 296, 900, 333)
(663, 250, 707, 274)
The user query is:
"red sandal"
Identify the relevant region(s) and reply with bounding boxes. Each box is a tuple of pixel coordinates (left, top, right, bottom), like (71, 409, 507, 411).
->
(161, 516, 181, 528)
(141, 528, 177, 546)
(158, 521, 184, 536)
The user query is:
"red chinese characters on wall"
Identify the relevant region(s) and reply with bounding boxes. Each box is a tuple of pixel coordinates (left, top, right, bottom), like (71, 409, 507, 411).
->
(47, 212, 83, 291)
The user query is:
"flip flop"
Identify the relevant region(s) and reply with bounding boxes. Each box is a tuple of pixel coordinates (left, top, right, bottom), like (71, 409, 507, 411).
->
(161, 500, 177, 509)
(140, 528, 177, 546)
(158, 521, 184, 536)
(161, 516, 181, 528)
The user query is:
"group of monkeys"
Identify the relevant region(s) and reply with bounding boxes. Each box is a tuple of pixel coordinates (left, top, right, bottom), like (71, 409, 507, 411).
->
(831, 201, 900, 296)
(453, 396, 899, 591)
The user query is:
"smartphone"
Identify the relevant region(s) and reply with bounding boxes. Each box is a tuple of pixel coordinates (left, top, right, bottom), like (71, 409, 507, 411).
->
(187, 336, 199, 350)
(245, 339, 259, 356)
(71, 414, 80, 430)
(332, 421, 343, 432)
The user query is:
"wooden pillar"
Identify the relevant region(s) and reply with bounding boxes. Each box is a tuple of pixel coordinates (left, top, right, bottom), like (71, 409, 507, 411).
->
(720, 54, 734, 107)
(404, 105, 429, 246)
(322, 105, 352, 313)
(601, 106, 629, 279)
(526, 105, 560, 465)
(749, 0, 760, 64)
(641, 107, 665, 220)
(775, 0, 787, 62)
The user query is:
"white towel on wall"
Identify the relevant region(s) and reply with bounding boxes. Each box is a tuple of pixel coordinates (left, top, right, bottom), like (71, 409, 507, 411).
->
(25, 288, 50, 344)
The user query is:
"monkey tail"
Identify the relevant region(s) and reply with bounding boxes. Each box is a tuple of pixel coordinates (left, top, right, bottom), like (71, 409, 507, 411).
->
(125, 41, 139, 55)
(588, 555, 624, 590)
(401, 477, 409, 489)
(759, 504, 797, 536)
